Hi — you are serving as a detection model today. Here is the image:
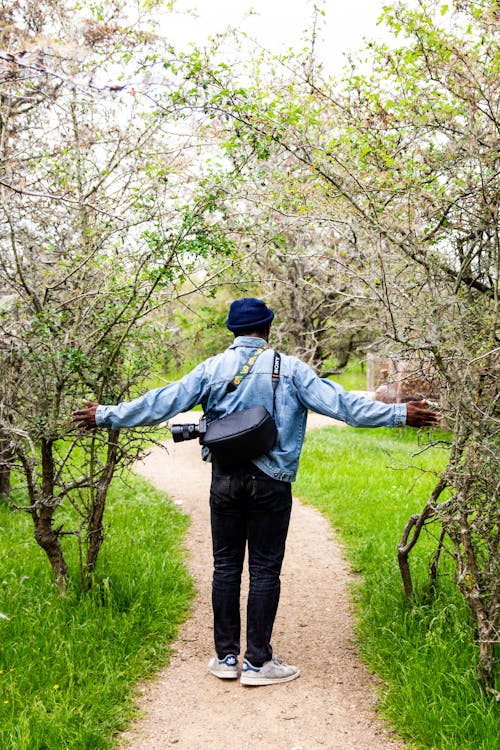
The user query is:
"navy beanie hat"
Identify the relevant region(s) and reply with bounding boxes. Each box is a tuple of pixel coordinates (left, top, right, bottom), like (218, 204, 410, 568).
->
(226, 298, 275, 333)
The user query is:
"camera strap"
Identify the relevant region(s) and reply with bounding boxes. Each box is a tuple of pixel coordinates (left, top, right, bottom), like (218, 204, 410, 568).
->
(271, 351, 281, 416)
(227, 344, 270, 392)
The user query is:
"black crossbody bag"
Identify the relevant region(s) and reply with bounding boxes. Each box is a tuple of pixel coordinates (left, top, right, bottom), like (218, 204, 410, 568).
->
(172, 349, 281, 467)
(202, 350, 281, 466)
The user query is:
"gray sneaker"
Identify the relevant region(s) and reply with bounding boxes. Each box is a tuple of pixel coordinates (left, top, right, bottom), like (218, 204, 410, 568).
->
(208, 654, 239, 679)
(240, 656, 300, 686)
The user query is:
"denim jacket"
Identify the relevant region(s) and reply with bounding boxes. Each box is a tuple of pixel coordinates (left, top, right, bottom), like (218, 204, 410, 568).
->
(96, 336, 407, 482)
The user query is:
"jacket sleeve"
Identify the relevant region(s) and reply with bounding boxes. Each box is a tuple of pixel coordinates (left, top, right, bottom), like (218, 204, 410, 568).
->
(95, 362, 209, 428)
(292, 360, 407, 428)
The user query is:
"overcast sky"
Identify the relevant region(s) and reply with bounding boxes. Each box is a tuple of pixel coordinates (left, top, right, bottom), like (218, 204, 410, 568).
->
(164, 0, 392, 72)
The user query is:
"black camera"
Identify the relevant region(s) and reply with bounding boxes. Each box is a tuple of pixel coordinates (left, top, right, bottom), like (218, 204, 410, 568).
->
(171, 418, 206, 443)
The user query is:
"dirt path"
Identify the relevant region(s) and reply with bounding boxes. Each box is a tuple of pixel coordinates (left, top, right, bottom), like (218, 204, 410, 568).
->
(119, 414, 404, 750)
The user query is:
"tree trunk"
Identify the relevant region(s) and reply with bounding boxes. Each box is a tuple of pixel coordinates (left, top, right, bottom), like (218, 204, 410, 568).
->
(0, 463, 11, 501)
(31, 437, 69, 593)
(397, 478, 447, 599)
(0, 437, 13, 501)
(83, 429, 120, 590)
(34, 507, 69, 594)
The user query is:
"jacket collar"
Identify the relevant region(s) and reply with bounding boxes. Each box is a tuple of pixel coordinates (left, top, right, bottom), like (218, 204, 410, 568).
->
(229, 336, 268, 349)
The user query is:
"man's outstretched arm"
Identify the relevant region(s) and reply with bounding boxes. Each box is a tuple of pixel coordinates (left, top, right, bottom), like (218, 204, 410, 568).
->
(70, 360, 210, 431)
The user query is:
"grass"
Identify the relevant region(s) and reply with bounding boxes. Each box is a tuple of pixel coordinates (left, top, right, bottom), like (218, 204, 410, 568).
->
(0, 473, 194, 750)
(324, 358, 368, 392)
(295, 425, 499, 750)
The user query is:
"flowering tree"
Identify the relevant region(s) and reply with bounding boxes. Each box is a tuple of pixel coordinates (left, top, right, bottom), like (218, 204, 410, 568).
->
(0, 0, 231, 590)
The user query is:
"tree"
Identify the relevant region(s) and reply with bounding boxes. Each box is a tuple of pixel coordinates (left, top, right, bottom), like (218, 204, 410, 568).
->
(156, 45, 382, 374)
(219, 154, 380, 374)
(330, 0, 499, 689)
(0, 0, 232, 591)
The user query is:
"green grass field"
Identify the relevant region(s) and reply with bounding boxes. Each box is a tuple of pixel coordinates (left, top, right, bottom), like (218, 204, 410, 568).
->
(0, 474, 194, 750)
(295, 425, 499, 750)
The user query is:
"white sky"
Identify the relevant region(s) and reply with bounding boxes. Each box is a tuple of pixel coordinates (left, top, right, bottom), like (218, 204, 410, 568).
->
(164, 0, 392, 72)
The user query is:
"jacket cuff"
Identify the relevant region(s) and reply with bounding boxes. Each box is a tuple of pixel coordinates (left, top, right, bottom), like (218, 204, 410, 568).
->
(393, 403, 406, 427)
(95, 404, 109, 427)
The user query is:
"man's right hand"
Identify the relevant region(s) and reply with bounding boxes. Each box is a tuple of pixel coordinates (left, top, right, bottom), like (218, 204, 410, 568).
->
(72, 399, 99, 430)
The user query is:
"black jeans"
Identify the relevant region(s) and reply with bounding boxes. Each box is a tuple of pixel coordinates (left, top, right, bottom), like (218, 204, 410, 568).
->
(210, 461, 292, 667)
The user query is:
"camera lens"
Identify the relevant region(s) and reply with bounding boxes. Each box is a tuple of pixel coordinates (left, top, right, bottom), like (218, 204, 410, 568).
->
(171, 423, 199, 442)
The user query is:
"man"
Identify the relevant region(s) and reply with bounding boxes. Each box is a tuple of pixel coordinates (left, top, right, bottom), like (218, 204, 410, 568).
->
(72, 297, 439, 687)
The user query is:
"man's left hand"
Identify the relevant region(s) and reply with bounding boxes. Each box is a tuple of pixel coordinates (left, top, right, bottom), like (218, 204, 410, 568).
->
(405, 400, 441, 427)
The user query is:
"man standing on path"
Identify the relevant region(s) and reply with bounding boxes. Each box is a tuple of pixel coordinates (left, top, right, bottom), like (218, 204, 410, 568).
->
(72, 298, 439, 687)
